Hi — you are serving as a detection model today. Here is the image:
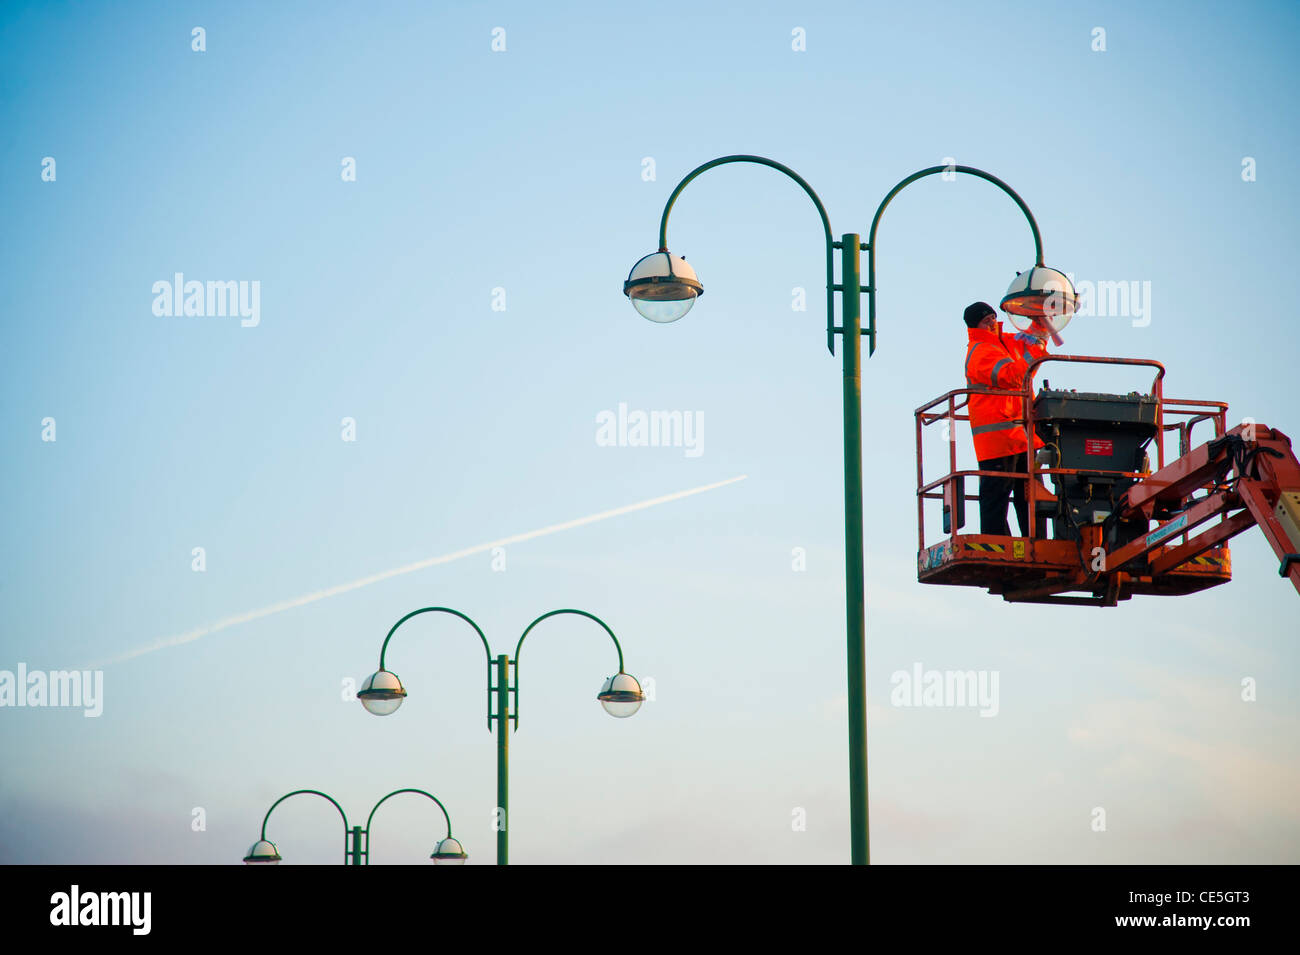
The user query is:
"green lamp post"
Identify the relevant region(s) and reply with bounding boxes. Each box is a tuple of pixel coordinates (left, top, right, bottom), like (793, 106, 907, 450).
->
(357, 607, 645, 866)
(242, 787, 466, 865)
(624, 156, 1077, 865)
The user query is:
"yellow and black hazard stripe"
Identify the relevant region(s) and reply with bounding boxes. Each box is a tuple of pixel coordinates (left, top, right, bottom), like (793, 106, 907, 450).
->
(966, 542, 1006, 553)
(1181, 554, 1228, 568)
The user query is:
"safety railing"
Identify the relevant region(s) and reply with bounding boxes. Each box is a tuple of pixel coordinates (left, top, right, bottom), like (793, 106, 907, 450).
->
(916, 355, 1228, 553)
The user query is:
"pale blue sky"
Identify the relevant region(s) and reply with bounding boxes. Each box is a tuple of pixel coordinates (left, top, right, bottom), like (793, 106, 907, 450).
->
(1, 0, 1297, 864)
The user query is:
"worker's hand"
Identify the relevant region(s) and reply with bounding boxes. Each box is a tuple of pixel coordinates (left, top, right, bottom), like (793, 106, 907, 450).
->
(1031, 314, 1064, 347)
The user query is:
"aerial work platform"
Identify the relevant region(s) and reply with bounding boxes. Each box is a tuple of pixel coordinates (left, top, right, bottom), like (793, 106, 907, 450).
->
(915, 355, 1299, 606)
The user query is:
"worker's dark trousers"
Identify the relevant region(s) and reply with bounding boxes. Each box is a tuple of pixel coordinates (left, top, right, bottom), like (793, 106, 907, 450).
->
(978, 452, 1031, 537)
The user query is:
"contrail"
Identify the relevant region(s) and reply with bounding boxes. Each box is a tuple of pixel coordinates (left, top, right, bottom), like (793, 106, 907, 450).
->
(88, 475, 748, 668)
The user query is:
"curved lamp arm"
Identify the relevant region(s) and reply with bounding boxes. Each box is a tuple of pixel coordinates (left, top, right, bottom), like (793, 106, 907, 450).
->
(866, 165, 1044, 356)
(259, 789, 350, 840)
(257, 789, 351, 862)
(374, 606, 498, 733)
(366, 788, 455, 843)
(657, 154, 837, 353)
(512, 608, 629, 730)
(376, 606, 493, 670)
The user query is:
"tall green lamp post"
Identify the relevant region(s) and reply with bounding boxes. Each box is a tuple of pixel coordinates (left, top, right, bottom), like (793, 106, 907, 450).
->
(356, 607, 645, 866)
(623, 156, 1078, 865)
(242, 787, 466, 865)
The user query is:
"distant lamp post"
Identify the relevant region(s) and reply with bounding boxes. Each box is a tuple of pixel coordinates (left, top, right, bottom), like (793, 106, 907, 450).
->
(242, 788, 464, 866)
(624, 155, 1069, 865)
(359, 606, 643, 865)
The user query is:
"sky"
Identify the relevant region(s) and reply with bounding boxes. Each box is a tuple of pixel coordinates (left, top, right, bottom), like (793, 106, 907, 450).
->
(1, 0, 1297, 865)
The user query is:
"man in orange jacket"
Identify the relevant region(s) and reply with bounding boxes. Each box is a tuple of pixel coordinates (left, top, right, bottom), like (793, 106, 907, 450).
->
(963, 301, 1042, 536)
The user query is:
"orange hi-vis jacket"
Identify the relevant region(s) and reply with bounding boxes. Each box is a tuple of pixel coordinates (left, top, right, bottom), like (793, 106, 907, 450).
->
(1010, 329, 1048, 369)
(1011, 331, 1050, 450)
(965, 322, 1042, 461)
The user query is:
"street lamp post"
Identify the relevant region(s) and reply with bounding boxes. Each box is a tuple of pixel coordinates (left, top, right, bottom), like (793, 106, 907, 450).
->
(242, 787, 466, 865)
(624, 156, 1077, 865)
(356, 607, 645, 866)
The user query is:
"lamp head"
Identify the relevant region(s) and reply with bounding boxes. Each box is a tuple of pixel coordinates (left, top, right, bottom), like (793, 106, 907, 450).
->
(358, 668, 407, 716)
(431, 837, 468, 865)
(242, 839, 281, 864)
(597, 671, 645, 718)
(623, 251, 702, 323)
(1001, 266, 1077, 340)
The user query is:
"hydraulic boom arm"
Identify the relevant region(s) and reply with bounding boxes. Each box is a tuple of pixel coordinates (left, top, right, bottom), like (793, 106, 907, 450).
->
(1106, 424, 1300, 593)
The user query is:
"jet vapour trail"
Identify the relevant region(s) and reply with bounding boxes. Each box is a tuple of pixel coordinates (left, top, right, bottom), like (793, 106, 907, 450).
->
(88, 475, 748, 668)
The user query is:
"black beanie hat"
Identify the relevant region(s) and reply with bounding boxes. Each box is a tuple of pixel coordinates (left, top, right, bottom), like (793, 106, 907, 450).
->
(963, 301, 996, 328)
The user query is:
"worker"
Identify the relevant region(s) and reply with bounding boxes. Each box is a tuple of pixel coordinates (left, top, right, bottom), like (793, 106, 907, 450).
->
(963, 301, 1040, 537)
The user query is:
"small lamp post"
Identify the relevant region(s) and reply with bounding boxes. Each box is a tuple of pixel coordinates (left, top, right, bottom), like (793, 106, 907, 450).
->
(242, 788, 465, 865)
(358, 607, 644, 866)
